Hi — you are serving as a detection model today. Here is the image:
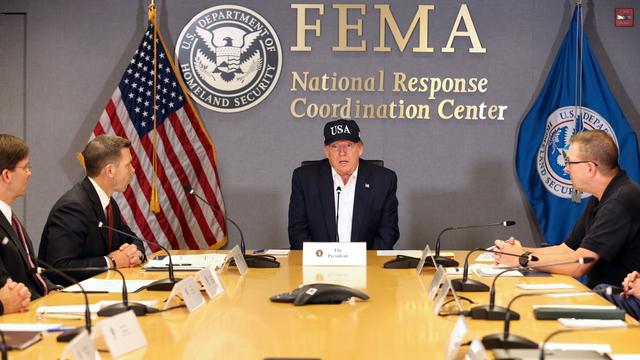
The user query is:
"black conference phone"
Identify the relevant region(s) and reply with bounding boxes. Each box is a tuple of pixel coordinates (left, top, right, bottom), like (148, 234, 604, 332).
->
(270, 283, 369, 306)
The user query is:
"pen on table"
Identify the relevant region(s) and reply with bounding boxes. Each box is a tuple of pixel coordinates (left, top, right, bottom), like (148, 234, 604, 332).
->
(46, 327, 78, 333)
(252, 249, 266, 254)
(38, 313, 84, 320)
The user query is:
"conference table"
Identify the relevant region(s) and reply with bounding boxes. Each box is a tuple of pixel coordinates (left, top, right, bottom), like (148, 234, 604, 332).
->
(2, 251, 639, 359)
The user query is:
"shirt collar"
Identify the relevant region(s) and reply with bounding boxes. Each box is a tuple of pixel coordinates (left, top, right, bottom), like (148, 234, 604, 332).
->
(88, 177, 111, 210)
(0, 199, 11, 224)
(331, 166, 359, 187)
(597, 169, 626, 205)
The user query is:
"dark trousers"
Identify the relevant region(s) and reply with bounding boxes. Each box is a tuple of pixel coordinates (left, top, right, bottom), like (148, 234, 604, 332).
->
(593, 284, 640, 320)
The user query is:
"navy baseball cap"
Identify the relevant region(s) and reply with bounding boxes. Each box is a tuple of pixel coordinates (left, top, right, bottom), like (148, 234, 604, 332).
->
(323, 119, 361, 145)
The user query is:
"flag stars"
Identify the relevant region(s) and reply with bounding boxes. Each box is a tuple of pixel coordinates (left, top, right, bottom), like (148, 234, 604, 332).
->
(134, 72, 140, 79)
(136, 97, 142, 103)
(141, 121, 147, 127)
(128, 93, 135, 99)
(134, 107, 140, 113)
(170, 91, 176, 98)
(144, 100, 150, 107)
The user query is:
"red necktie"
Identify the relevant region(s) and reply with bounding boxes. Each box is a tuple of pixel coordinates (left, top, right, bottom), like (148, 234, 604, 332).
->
(106, 202, 114, 251)
(12, 214, 48, 294)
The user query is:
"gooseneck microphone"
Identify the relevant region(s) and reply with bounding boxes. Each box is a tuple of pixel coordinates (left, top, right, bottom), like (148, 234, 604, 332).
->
(35, 265, 156, 317)
(468, 257, 595, 321)
(98, 222, 181, 291)
(481, 288, 597, 350)
(428, 220, 517, 267)
(538, 324, 639, 360)
(184, 185, 279, 268)
(0, 329, 6, 360)
(34, 259, 92, 343)
(335, 186, 341, 243)
(451, 248, 539, 292)
(384, 220, 516, 269)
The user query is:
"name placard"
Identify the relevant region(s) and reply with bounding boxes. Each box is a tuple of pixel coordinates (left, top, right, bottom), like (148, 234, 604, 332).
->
(92, 310, 146, 357)
(302, 242, 366, 266)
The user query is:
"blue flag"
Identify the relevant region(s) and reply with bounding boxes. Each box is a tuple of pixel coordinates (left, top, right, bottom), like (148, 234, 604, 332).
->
(516, 4, 640, 245)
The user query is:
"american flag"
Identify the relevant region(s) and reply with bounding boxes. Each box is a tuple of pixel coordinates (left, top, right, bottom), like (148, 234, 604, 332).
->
(90, 20, 227, 251)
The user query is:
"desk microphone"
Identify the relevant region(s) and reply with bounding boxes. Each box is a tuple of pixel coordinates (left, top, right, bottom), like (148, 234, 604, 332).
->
(451, 248, 538, 292)
(384, 220, 515, 269)
(0, 329, 6, 360)
(98, 222, 181, 291)
(335, 186, 341, 243)
(468, 257, 595, 321)
(33, 259, 92, 343)
(184, 185, 279, 268)
(537, 324, 640, 360)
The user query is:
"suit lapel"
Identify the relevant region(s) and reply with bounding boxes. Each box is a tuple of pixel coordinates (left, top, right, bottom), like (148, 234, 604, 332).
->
(318, 161, 337, 242)
(351, 161, 372, 242)
(82, 177, 109, 249)
(0, 212, 33, 271)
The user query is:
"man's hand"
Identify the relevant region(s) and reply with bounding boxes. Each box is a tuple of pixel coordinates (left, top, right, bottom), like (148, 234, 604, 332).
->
(622, 271, 639, 298)
(119, 243, 144, 267)
(493, 237, 524, 266)
(0, 279, 31, 313)
(109, 249, 132, 268)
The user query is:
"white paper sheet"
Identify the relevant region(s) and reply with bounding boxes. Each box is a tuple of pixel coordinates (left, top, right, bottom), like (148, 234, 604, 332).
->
(62, 279, 157, 293)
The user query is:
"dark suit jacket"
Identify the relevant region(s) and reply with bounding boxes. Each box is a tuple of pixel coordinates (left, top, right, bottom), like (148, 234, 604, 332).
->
(0, 213, 55, 303)
(38, 177, 144, 284)
(288, 159, 399, 250)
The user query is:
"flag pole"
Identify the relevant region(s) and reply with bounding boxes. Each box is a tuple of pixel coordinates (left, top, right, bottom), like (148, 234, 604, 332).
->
(148, 2, 161, 213)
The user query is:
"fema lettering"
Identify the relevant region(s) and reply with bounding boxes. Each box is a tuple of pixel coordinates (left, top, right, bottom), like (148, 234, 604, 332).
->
(175, 5, 282, 113)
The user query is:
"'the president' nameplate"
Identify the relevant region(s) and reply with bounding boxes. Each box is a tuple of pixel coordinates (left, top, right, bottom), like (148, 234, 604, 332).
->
(302, 242, 367, 266)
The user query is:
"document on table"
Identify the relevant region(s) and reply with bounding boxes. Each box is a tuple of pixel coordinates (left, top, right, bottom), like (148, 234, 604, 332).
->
(143, 253, 227, 271)
(376, 250, 455, 258)
(517, 283, 574, 290)
(37, 300, 158, 315)
(62, 279, 157, 293)
(0, 323, 62, 331)
(558, 318, 627, 328)
(470, 263, 522, 277)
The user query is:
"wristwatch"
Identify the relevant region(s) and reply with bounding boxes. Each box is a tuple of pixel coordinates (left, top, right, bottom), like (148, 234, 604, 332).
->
(519, 251, 533, 267)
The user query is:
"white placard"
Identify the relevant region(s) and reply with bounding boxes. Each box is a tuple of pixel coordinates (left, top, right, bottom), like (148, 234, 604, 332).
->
(302, 266, 366, 289)
(428, 265, 447, 301)
(416, 244, 432, 274)
(433, 275, 462, 316)
(302, 242, 366, 266)
(92, 310, 147, 358)
(446, 317, 469, 360)
(61, 329, 101, 360)
(224, 245, 248, 275)
(465, 339, 487, 360)
(197, 265, 224, 299)
(164, 276, 205, 312)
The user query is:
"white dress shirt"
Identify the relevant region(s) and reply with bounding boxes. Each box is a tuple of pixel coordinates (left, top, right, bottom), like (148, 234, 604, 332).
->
(88, 177, 113, 267)
(331, 167, 358, 243)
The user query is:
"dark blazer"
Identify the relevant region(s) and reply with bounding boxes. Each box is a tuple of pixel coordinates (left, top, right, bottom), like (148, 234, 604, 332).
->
(0, 213, 55, 301)
(38, 177, 144, 284)
(288, 159, 399, 250)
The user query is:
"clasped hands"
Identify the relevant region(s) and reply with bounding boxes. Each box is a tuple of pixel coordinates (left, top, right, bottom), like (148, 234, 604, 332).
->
(622, 271, 640, 299)
(108, 243, 144, 268)
(493, 236, 524, 267)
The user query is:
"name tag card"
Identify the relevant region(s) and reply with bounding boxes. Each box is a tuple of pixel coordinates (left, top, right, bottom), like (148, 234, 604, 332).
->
(197, 265, 225, 299)
(220, 245, 248, 275)
(61, 329, 101, 360)
(428, 265, 447, 301)
(416, 244, 433, 275)
(445, 317, 469, 360)
(164, 276, 205, 312)
(302, 242, 367, 266)
(91, 310, 146, 358)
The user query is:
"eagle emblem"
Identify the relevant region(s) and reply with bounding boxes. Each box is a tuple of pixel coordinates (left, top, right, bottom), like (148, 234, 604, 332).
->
(194, 26, 263, 85)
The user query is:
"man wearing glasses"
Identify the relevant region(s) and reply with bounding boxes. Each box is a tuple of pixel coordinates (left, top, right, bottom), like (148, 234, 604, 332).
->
(494, 130, 640, 289)
(0, 134, 55, 312)
(288, 119, 399, 250)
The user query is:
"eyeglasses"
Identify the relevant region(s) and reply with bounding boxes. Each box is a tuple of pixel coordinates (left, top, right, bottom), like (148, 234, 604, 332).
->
(15, 163, 32, 172)
(564, 157, 598, 167)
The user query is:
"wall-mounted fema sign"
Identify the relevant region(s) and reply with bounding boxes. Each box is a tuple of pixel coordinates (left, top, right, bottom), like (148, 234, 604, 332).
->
(175, 5, 282, 113)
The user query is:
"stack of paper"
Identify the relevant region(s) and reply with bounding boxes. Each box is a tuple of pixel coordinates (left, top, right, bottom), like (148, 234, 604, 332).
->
(144, 253, 227, 271)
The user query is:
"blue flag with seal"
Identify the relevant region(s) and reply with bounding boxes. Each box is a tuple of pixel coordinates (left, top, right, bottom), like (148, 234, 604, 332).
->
(516, 3, 640, 245)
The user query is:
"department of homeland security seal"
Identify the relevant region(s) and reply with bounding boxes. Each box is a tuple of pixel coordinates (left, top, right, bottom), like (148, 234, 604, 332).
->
(537, 106, 618, 199)
(175, 5, 282, 113)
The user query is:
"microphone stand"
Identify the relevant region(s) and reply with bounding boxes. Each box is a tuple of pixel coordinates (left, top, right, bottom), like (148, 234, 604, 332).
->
(0, 329, 6, 360)
(185, 186, 279, 268)
(98, 222, 181, 291)
(452, 248, 538, 292)
(35, 260, 92, 343)
(384, 220, 516, 269)
(481, 290, 598, 350)
(469, 257, 595, 321)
